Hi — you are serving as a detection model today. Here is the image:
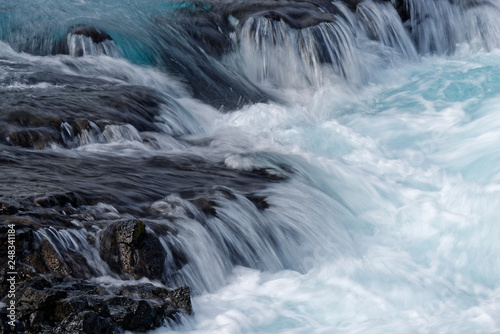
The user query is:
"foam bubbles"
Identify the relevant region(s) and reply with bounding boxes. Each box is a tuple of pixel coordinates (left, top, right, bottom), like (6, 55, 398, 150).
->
(152, 51, 500, 334)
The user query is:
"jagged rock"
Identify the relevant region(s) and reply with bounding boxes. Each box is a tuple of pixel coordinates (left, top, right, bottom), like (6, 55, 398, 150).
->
(0, 226, 37, 296)
(191, 197, 218, 215)
(1, 274, 191, 333)
(55, 296, 94, 321)
(164, 286, 192, 315)
(108, 299, 165, 331)
(99, 220, 167, 280)
(39, 240, 70, 276)
(113, 284, 192, 316)
(53, 311, 115, 334)
(15, 282, 67, 331)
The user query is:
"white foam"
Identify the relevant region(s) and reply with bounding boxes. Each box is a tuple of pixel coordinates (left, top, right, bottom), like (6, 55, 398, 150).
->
(149, 51, 500, 333)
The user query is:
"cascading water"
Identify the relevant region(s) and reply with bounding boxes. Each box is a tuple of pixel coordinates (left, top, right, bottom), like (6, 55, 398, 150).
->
(2, 0, 500, 333)
(405, 0, 500, 53)
(231, 1, 416, 87)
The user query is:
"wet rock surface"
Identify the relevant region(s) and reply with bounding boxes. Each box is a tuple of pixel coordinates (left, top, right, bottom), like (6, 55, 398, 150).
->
(100, 220, 167, 280)
(0, 147, 289, 332)
(151, 14, 271, 111)
(0, 144, 288, 217)
(68, 25, 113, 44)
(0, 220, 192, 333)
(0, 274, 191, 333)
(0, 2, 309, 332)
(150, 0, 399, 109)
(165, 0, 394, 55)
(0, 66, 166, 149)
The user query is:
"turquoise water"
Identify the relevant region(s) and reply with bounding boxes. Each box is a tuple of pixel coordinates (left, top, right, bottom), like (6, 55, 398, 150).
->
(150, 51, 500, 333)
(2, 0, 500, 333)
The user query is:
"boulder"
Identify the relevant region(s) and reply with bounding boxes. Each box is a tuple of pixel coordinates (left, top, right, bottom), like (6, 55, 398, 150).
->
(53, 311, 115, 334)
(99, 220, 167, 280)
(1, 274, 191, 333)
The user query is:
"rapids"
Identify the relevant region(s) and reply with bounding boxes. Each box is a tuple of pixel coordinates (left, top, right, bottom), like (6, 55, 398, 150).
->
(2, 0, 500, 333)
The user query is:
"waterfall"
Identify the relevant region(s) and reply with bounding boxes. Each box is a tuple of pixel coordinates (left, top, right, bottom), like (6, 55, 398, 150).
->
(232, 1, 417, 87)
(405, 0, 500, 53)
(67, 33, 119, 58)
(3, 0, 500, 333)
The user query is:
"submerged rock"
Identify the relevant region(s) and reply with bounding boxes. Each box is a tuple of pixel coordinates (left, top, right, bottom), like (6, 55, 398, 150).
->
(216, 0, 336, 29)
(0, 69, 166, 149)
(68, 25, 113, 44)
(4, 128, 61, 149)
(0, 202, 19, 215)
(152, 0, 396, 110)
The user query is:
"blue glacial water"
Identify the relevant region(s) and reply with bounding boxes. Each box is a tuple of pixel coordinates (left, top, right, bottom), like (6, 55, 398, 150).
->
(2, 0, 500, 333)
(148, 51, 500, 334)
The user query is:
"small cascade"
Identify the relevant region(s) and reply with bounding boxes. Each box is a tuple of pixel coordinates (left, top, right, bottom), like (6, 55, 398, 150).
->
(233, 1, 418, 88)
(67, 34, 119, 57)
(35, 227, 111, 277)
(23, 174, 357, 295)
(4, 0, 500, 333)
(60, 122, 143, 148)
(67, 25, 120, 57)
(405, 0, 500, 53)
(145, 176, 357, 293)
(357, 0, 418, 61)
(235, 14, 364, 87)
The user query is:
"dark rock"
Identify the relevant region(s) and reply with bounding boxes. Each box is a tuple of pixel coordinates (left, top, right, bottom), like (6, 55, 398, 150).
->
(2, 274, 191, 333)
(246, 195, 270, 211)
(165, 286, 192, 315)
(177, 15, 233, 57)
(152, 14, 271, 111)
(0, 202, 18, 215)
(0, 65, 168, 149)
(0, 226, 36, 295)
(4, 128, 62, 149)
(15, 284, 68, 330)
(191, 197, 218, 215)
(65, 25, 118, 57)
(106, 285, 192, 330)
(39, 240, 70, 276)
(53, 311, 115, 334)
(68, 25, 113, 44)
(119, 300, 165, 331)
(99, 220, 167, 280)
(7, 111, 46, 128)
(393, 0, 410, 22)
(225, 1, 336, 29)
(55, 296, 92, 321)
(114, 284, 192, 315)
(35, 191, 83, 209)
(0, 221, 101, 287)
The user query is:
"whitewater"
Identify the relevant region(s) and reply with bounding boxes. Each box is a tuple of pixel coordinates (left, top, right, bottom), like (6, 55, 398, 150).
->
(2, 0, 500, 333)
(155, 52, 500, 333)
